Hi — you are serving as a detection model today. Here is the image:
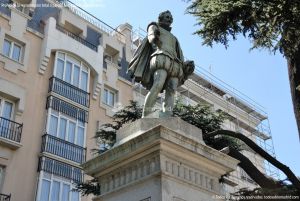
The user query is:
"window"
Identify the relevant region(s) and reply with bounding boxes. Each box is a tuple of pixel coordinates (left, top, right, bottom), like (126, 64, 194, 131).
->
(54, 52, 89, 92)
(48, 110, 86, 147)
(103, 88, 117, 107)
(0, 166, 5, 191)
(0, 98, 13, 119)
(40, 179, 50, 201)
(0, 97, 14, 138)
(2, 37, 23, 62)
(38, 173, 80, 201)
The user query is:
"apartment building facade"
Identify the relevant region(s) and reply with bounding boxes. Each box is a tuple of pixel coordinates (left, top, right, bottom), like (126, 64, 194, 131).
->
(0, 0, 277, 201)
(0, 0, 134, 200)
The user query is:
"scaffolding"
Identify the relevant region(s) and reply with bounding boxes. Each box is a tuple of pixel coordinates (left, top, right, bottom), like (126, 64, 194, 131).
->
(193, 65, 279, 172)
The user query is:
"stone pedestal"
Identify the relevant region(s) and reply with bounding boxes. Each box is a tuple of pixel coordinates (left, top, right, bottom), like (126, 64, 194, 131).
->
(82, 118, 238, 201)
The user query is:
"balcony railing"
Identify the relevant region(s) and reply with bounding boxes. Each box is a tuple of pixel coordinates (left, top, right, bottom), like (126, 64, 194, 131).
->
(41, 134, 86, 164)
(0, 117, 23, 143)
(38, 156, 83, 183)
(46, 96, 88, 123)
(0, 193, 11, 201)
(48, 76, 90, 107)
(56, 24, 98, 52)
(0, 0, 11, 18)
(27, 20, 45, 34)
(57, 0, 125, 40)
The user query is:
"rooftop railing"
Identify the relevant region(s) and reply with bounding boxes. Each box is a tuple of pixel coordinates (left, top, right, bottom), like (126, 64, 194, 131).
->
(0, 117, 23, 143)
(56, 24, 98, 52)
(55, 0, 126, 42)
(0, 0, 12, 18)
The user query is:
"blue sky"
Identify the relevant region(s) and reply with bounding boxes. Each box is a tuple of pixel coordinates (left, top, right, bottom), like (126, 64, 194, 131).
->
(72, 0, 299, 177)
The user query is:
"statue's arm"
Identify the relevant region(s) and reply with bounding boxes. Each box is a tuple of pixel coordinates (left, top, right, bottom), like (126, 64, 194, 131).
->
(148, 25, 161, 48)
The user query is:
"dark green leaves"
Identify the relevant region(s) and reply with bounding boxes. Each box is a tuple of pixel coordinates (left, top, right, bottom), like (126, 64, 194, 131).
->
(95, 100, 227, 151)
(95, 100, 142, 150)
(173, 101, 227, 135)
(186, 0, 300, 59)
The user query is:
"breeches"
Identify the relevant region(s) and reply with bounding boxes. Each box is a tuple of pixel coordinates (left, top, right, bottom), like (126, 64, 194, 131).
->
(150, 54, 183, 78)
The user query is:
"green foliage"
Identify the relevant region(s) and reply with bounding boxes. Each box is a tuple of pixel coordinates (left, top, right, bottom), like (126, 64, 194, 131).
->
(95, 100, 142, 151)
(186, 0, 300, 59)
(75, 179, 101, 196)
(169, 101, 242, 150)
(112, 100, 143, 128)
(95, 100, 228, 151)
(173, 101, 227, 135)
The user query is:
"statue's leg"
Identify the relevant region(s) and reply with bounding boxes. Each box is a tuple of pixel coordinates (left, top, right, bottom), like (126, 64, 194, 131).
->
(163, 77, 178, 114)
(143, 69, 167, 117)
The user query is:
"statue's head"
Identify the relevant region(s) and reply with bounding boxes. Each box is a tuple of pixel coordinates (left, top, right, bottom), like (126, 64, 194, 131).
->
(158, 10, 173, 28)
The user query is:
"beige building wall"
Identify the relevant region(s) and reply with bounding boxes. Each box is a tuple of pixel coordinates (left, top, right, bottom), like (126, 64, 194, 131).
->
(0, 9, 48, 201)
(0, 2, 134, 201)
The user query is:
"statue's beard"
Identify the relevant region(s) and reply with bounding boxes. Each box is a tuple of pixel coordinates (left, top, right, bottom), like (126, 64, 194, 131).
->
(158, 23, 172, 31)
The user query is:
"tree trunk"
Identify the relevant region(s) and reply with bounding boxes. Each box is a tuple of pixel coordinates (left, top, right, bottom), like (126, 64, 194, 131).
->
(225, 148, 280, 189)
(205, 130, 300, 191)
(287, 51, 300, 140)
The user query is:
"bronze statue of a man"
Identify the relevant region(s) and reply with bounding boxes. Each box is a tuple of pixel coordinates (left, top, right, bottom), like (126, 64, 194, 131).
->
(128, 10, 194, 117)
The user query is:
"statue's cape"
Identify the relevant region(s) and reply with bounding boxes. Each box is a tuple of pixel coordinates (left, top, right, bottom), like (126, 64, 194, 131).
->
(127, 22, 184, 90)
(128, 36, 153, 90)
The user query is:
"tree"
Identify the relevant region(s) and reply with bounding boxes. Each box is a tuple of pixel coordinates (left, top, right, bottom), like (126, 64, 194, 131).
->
(174, 102, 299, 191)
(94, 100, 142, 152)
(186, 0, 300, 139)
(230, 184, 299, 201)
(207, 130, 300, 190)
(77, 101, 300, 196)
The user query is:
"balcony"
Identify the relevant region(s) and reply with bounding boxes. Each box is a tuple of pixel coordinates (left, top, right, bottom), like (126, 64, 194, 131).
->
(41, 134, 86, 164)
(46, 96, 88, 123)
(0, 0, 11, 18)
(56, 24, 98, 52)
(48, 76, 90, 108)
(0, 193, 11, 201)
(27, 19, 45, 34)
(0, 117, 23, 143)
(38, 156, 83, 183)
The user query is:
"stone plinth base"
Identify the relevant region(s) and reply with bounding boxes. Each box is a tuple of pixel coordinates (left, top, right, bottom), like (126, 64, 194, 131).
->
(83, 117, 238, 201)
